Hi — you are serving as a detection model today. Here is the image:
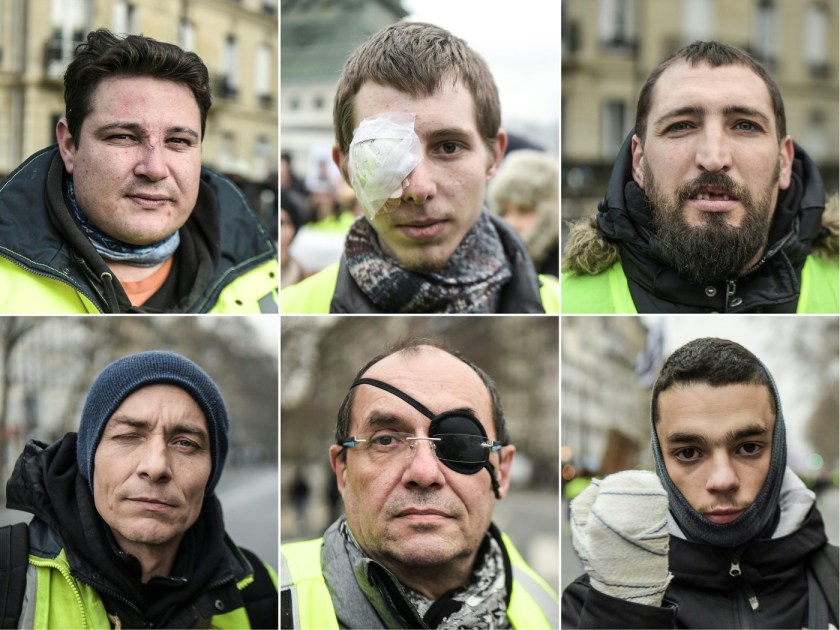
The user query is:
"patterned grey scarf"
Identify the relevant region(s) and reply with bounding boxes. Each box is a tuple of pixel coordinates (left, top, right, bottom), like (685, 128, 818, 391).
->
(66, 176, 180, 266)
(340, 520, 510, 629)
(344, 211, 512, 313)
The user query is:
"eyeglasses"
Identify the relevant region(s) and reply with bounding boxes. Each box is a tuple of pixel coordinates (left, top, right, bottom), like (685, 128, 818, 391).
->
(339, 376, 505, 497)
(341, 430, 501, 472)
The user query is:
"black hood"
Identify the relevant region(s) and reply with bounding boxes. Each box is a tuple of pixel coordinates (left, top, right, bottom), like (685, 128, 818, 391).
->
(6, 435, 250, 627)
(595, 131, 828, 312)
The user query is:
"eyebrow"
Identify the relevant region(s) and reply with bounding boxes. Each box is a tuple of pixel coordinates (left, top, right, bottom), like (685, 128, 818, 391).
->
(422, 127, 475, 144)
(654, 105, 771, 129)
(666, 423, 769, 447)
(95, 122, 200, 140)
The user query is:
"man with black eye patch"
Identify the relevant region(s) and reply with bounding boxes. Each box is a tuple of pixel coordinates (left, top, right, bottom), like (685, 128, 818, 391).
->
(280, 339, 558, 629)
(562, 40, 838, 314)
(562, 338, 838, 628)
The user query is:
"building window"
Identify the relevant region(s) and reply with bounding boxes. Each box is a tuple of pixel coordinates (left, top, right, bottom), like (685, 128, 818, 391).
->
(112, 2, 137, 35)
(683, 0, 713, 42)
(46, 0, 89, 77)
(804, 109, 829, 161)
(256, 43, 272, 107)
(753, 0, 778, 67)
(804, 3, 830, 78)
(219, 35, 239, 99)
(599, 0, 636, 51)
(178, 19, 195, 52)
(601, 100, 629, 159)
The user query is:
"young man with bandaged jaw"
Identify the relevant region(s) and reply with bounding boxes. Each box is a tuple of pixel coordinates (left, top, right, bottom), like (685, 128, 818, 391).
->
(562, 338, 838, 628)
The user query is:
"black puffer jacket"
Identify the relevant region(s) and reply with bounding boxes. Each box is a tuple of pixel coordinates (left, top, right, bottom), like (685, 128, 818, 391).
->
(562, 132, 838, 313)
(562, 505, 838, 628)
(0, 146, 277, 313)
(6, 435, 277, 628)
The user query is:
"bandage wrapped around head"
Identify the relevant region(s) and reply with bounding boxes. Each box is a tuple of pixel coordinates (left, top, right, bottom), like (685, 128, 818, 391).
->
(347, 112, 422, 219)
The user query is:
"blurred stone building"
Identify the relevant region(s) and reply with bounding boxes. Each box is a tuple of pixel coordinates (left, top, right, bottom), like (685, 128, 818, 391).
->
(280, 0, 407, 186)
(0, 0, 278, 189)
(561, 316, 653, 476)
(561, 0, 839, 233)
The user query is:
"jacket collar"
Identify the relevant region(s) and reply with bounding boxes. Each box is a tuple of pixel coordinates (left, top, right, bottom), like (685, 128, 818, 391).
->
(593, 132, 828, 312)
(320, 516, 513, 629)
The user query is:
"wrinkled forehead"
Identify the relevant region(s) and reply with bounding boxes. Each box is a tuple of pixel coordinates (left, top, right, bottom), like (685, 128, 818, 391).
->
(351, 347, 494, 436)
(649, 60, 775, 118)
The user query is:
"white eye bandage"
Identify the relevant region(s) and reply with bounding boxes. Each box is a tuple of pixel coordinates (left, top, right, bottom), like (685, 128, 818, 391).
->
(347, 112, 422, 220)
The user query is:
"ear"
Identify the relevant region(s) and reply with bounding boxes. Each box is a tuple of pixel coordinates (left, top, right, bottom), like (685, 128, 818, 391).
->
(493, 445, 516, 500)
(485, 129, 508, 180)
(329, 445, 347, 494)
(332, 144, 351, 185)
(56, 118, 77, 174)
(631, 134, 645, 188)
(777, 135, 794, 190)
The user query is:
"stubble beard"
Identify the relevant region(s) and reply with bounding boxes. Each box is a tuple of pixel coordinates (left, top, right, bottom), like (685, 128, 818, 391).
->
(645, 164, 779, 286)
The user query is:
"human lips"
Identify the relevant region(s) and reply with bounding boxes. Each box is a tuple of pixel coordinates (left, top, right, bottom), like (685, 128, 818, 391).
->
(393, 217, 449, 241)
(126, 192, 175, 208)
(704, 508, 744, 525)
(687, 186, 741, 212)
(127, 496, 177, 511)
(394, 507, 453, 521)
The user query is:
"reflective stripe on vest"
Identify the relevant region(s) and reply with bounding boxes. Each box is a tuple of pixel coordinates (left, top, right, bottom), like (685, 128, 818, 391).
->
(280, 535, 557, 629)
(563, 255, 840, 314)
(25, 551, 257, 628)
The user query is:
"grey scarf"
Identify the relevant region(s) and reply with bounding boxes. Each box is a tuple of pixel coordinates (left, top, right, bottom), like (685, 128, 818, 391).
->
(344, 211, 512, 313)
(340, 520, 510, 629)
(651, 359, 787, 548)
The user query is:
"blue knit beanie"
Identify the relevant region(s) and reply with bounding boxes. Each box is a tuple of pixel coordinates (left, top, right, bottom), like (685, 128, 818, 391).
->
(77, 350, 229, 496)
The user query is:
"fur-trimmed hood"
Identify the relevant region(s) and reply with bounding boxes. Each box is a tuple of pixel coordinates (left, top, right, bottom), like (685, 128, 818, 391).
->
(563, 134, 838, 277)
(563, 194, 838, 276)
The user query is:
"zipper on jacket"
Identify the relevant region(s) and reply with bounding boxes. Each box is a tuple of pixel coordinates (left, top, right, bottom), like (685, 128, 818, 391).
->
(0, 251, 105, 313)
(730, 558, 760, 620)
(29, 556, 91, 629)
(725, 280, 745, 311)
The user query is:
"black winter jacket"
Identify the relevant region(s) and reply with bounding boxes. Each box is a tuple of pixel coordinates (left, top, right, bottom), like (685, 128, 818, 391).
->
(6, 435, 277, 628)
(0, 146, 277, 313)
(564, 132, 837, 313)
(562, 505, 838, 628)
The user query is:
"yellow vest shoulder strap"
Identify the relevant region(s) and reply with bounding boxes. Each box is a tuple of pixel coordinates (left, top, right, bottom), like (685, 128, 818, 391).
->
(280, 264, 339, 314)
(562, 261, 636, 313)
(798, 255, 840, 313)
(501, 533, 559, 629)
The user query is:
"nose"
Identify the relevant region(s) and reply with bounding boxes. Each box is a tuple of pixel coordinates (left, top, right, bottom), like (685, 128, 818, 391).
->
(705, 451, 739, 495)
(401, 160, 435, 205)
(695, 125, 732, 173)
(136, 437, 172, 483)
(134, 140, 169, 181)
(401, 438, 445, 489)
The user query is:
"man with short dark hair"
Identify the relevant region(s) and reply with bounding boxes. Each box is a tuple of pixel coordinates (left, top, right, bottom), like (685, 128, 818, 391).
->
(562, 338, 838, 628)
(562, 41, 838, 313)
(281, 22, 558, 313)
(0, 29, 277, 313)
(280, 340, 558, 628)
(2, 351, 278, 627)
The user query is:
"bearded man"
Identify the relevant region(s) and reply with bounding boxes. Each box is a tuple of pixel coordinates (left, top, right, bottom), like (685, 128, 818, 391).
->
(561, 41, 838, 314)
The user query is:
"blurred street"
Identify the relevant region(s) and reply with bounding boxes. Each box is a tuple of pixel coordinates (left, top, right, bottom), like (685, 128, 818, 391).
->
(560, 487, 840, 594)
(0, 464, 278, 570)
